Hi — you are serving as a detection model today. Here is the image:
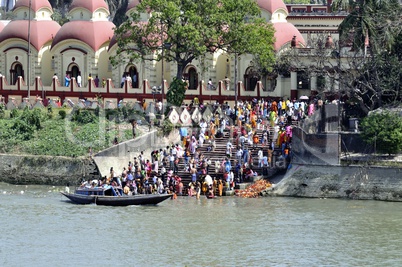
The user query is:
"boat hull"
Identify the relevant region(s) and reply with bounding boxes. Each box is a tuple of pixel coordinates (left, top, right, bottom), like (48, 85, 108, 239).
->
(60, 192, 96, 204)
(61, 192, 172, 206)
(95, 194, 172, 206)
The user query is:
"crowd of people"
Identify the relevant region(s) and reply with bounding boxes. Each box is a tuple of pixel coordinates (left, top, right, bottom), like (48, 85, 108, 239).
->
(82, 96, 320, 198)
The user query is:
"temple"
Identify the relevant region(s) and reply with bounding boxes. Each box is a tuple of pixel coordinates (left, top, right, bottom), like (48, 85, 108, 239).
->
(0, 0, 347, 105)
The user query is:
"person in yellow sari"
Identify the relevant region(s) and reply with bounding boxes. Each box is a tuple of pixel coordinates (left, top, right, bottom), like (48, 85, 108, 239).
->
(269, 110, 277, 127)
(209, 121, 216, 139)
(251, 111, 257, 129)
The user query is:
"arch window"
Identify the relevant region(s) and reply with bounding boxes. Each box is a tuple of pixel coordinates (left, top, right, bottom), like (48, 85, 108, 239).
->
(127, 66, 139, 88)
(297, 71, 310, 90)
(183, 66, 198, 90)
(244, 67, 260, 91)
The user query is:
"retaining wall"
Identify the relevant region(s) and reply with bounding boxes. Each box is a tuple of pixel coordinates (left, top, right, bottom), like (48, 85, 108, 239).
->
(0, 154, 88, 186)
(269, 164, 402, 201)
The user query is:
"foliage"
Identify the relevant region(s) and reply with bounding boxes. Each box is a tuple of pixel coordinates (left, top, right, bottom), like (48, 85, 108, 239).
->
(162, 119, 174, 136)
(360, 111, 402, 155)
(113, 0, 276, 78)
(51, 9, 69, 26)
(277, 0, 402, 115)
(0, 104, 5, 119)
(10, 109, 20, 118)
(71, 108, 98, 124)
(166, 77, 187, 112)
(0, 108, 134, 157)
(59, 110, 67, 119)
(8, 108, 43, 141)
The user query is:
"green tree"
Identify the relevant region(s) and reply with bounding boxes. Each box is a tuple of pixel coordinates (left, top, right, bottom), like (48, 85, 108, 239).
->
(333, 0, 401, 53)
(360, 111, 402, 155)
(165, 77, 187, 113)
(112, 0, 276, 79)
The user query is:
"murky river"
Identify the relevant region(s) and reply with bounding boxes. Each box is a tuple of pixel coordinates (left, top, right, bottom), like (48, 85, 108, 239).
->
(1, 183, 402, 266)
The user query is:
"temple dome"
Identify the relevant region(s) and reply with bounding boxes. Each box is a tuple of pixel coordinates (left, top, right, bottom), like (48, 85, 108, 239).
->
(51, 21, 114, 51)
(13, 0, 52, 12)
(257, 0, 287, 14)
(273, 22, 305, 51)
(0, 20, 60, 51)
(69, 0, 109, 13)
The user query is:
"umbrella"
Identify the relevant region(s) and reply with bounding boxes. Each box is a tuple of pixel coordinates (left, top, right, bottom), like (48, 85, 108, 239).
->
(299, 96, 309, 100)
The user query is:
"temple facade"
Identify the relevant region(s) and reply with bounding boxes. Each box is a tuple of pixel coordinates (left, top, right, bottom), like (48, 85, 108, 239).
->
(0, 0, 346, 106)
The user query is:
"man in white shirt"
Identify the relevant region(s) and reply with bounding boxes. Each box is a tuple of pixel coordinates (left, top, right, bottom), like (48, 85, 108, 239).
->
(77, 73, 82, 87)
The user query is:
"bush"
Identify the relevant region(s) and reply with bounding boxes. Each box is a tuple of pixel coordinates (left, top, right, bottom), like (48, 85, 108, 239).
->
(71, 108, 98, 124)
(165, 77, 187, 115)
(162, 119, 174, 136)
(11, 120, 34, 140)
(10, 109, 19, 118)
(59, 110, 66, 119)
(0, 104, 5, 119)
(360, 111, 402, 155)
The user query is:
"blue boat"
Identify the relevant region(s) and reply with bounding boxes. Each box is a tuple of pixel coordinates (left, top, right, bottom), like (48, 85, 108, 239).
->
(61, 186, 172, 206)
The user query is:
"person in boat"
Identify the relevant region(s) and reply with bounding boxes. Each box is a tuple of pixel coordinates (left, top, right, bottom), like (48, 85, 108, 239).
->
(80, 179, 92, 188)
(123, 182, 131, 195)
(129, 179, 138, 195)
(157, 178, 164, 194)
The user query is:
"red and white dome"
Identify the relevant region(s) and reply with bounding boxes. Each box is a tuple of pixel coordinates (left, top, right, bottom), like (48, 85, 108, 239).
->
(257, 0, 287, 14)
(51, 21, 114, 51)
(273, 22, 304, 50)
(69, 0, 109, 13)
(13, 0, 52, 12)
(0, 20, 60, 51)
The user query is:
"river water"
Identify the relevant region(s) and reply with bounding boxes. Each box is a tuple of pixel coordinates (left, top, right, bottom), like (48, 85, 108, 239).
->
(1, 183, 402, 267)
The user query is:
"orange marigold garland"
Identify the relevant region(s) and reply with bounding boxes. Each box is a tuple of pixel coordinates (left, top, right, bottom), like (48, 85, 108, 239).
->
(235, 179, 272, 198)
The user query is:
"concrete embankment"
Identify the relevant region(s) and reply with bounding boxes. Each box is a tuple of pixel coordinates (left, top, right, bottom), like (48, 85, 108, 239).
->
(93, 129, 181, 178)
(0, 129, 181, 186)
(0, 154, 89, 185)
(266, 164, 402, 201)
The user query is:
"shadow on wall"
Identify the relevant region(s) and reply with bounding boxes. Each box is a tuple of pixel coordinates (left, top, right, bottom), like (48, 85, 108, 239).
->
(93, 129, 180, 177)
(292, 127, 340, 166)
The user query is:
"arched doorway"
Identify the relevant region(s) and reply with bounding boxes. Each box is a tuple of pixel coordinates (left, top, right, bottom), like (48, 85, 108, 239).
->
(183, 66, 198, 90)
(244, 67, 260, 91)
(128, 66, 139, 88)
(70, 65, 80, 79)
(10, 62, 24, 85)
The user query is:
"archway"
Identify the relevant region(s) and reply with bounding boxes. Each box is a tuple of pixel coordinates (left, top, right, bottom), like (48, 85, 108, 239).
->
(10, 62, 24, 85)
(183, 66, 198, 90)
(127, 66, 139, 88)
(70, 65, 80, 79)
(244, 67, 260, 91)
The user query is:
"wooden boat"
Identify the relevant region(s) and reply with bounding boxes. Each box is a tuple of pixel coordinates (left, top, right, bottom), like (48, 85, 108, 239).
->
(61, 186, 172, 206)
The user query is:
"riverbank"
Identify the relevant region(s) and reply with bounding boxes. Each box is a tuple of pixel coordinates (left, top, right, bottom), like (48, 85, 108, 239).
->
(265, 163, 402, 201)
(0, 154, 89, 185)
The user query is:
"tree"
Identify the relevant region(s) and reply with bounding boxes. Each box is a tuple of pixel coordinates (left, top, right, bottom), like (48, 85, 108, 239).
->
(333, 0, 401, 53)
(165, 77, 187, 113)
(360, 111, 402, 155)
(276, 1, 402, 117)
(112, 0, 276, 79)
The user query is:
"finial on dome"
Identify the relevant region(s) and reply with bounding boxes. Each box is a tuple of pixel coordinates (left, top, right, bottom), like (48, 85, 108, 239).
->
(291, 35, 297, 48)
